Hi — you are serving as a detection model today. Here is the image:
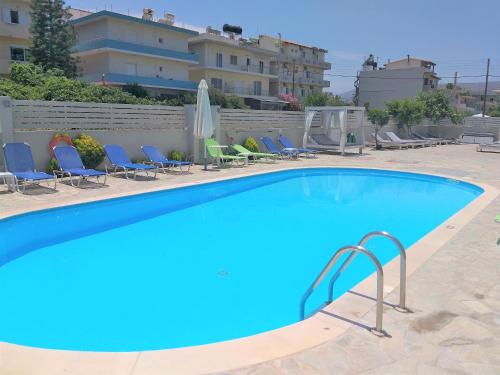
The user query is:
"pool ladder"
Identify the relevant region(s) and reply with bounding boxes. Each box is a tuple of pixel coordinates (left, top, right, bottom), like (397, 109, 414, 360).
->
(299, 231, 408, 336)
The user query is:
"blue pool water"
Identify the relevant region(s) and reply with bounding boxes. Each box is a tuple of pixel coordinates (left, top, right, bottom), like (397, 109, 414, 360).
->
(0, 168, 482, 352)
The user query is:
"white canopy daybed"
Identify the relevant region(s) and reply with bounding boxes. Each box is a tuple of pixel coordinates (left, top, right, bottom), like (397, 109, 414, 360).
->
(303, 106, 366, 155)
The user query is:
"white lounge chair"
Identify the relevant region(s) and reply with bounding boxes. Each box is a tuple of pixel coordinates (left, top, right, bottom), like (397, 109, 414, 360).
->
(372, 134, 410, 150)
(385, 132, 431, 148)
(413, 132, 452, 145)
(477, 142, 500, 153)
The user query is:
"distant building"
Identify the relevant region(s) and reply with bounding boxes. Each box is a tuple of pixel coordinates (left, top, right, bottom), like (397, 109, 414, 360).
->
(441, 81, 500, 114)
(358, 55, 440, 109)
(260, 35, 331, 101)
(71, 10, 199, 96)
(0, 0, 31, 75)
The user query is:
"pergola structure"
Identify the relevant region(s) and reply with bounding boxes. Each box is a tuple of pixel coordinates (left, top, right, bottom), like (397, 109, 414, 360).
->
(303, 106, 366, 155)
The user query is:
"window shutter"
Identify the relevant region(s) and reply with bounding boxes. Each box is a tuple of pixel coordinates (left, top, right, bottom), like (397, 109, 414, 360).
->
(2, 8, 11, 23)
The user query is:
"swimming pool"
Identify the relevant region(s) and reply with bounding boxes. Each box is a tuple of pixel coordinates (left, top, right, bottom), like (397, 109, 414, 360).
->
(0, 168, 483, 352)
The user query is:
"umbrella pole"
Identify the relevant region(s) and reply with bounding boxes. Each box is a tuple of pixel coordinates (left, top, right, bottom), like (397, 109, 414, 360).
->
(203, 142, 208, 171)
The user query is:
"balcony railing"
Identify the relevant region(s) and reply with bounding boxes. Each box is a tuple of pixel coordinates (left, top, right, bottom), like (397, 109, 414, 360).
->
(75, 38, 199, 63)
(278, 73, 330, 87)
(277, 54, 331, 69)
(222, 84, 269, 97)
(203, 63, 277, 76)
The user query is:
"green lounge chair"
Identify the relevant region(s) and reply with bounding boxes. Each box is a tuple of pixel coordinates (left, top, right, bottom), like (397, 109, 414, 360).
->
(231, 144, 278, 163)
(205, 138, 246, 167)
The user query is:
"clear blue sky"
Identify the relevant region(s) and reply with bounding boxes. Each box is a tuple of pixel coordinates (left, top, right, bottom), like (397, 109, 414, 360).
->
(67, 0, 500, 94)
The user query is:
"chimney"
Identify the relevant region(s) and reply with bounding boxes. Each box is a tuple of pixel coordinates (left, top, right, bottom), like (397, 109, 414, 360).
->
(142, 8, 154, 21)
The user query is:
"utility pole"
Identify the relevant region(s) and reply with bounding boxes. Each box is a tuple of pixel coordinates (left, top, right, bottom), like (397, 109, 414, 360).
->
(453, 71, 458, 109)
(482, 58, 490, 117)
(277, 33, 282, 97)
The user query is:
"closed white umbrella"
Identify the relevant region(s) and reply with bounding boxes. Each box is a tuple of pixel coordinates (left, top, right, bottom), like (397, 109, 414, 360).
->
(193, 79, 214, 170)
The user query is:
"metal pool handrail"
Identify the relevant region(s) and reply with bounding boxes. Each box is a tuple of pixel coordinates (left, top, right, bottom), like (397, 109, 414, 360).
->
(299, 245, 385, 334)
(327, 231, 407, 311)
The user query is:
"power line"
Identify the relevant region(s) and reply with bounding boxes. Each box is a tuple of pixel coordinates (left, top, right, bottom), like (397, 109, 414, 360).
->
(324, 73, 489, 79)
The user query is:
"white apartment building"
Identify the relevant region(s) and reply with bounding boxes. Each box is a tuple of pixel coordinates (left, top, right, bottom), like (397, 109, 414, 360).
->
(259, 35, 331, 101)
(358, 56, 440, 109)
(0, 0, 31, 75)
(71, 10, 199, 95)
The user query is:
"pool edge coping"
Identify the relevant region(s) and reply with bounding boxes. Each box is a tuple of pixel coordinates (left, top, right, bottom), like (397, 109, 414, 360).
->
(0, 166, 498, 375)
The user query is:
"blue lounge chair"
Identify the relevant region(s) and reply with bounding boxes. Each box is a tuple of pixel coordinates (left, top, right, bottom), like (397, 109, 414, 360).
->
(2, 142, 57, 193)
(278, 134, 319, 158)
(261, 136, 298, 158)
(104, 144, 157, 180)
(53, 146, 107, 187)
(141, 145, 192, 173)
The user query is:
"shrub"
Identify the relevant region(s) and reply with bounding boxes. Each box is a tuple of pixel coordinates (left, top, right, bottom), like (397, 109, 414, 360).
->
(280, 94, 302, 111)
(72, 134, 105, 169)
(226, 95, 248, 109)
(168, 150, 183, 161)
(243, 137, 260, 152)
(123, 83, 149, 98)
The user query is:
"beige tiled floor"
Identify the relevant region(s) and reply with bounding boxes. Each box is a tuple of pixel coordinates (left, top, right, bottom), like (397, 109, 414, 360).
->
(1, 144, 499, 374)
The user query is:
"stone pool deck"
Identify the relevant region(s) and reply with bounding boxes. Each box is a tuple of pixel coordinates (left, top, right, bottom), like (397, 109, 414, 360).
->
(1, 144, 499, 374)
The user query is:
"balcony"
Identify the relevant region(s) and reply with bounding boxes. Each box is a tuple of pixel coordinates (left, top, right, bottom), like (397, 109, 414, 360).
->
(222, 83, 270, 97)
(278, 73, 330, 87)
(0, 21, 30, 40)
(75, 38, 199, 64)
(81, 73, 198, 91)
(198, 63, 277, 77)
(277, 54, 331, 69)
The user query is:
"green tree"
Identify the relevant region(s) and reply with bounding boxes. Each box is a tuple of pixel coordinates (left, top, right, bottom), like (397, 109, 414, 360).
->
(487, 104, 500, 117)
(30, 0, 78, 78)
(386, 98, 424, 136)
(367, 108, 390, 149)
(123, 83, 149, 98)
(304, 92, 349, 107)
(417, 91, 452, 124)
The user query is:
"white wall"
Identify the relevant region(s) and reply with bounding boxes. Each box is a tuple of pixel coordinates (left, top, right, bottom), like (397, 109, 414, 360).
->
(358, 68, 426, 109)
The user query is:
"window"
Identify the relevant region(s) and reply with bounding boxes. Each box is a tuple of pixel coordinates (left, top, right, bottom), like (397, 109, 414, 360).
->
(300, 88, 305, 97)
(246, 58, 251, 66)
(9, 10, 19, 24)
(211, 78, 223, 90)
(158, 37, 164, 44)
(259, 61, 264, 74)
(253, 81, 262, 96)
(216, 53, 223, 68)
(159, 66, 163, 72)
(230, 55, 237, 65)
(10, 47, 27, 61)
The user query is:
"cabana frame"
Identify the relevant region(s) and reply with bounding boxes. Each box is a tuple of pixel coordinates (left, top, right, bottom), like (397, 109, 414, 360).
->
(303, 106, 366, 155)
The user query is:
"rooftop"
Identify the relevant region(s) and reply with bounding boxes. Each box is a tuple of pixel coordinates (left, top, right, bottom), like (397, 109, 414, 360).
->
(70, 10, 199, 36)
